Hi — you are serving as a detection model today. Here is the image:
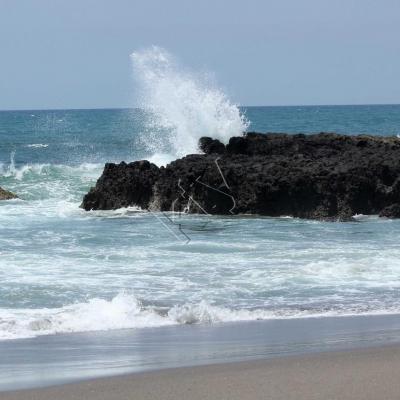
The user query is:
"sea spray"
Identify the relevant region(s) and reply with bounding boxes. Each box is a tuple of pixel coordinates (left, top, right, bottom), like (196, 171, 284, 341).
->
(131, 46, 249, 159)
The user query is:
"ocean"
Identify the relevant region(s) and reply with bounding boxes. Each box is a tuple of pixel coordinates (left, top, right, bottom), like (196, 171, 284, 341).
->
(1, 104, 400, 390)
(1, 46, 400, 389)
(1, 104, 400, 341)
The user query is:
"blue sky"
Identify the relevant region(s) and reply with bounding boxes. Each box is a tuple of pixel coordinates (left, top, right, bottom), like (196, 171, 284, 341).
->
(0, 0, 399, 109)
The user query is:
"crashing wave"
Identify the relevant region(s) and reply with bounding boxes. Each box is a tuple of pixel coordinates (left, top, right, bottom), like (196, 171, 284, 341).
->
(2, 292, 400, 341)
(131, 46, 249, 159)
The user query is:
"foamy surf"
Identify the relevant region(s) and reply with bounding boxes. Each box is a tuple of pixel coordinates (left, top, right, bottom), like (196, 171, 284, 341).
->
(25, 144, 49, 148)
(0, 158, 103, 221)
(0, 293, 245, 340)
(3, 103, 400, 347)
(2, 292, 400, 341)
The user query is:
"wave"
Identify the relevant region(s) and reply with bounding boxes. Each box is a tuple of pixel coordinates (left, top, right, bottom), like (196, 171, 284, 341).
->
(2, 292, 400, 341)
(25, 143, 49, 148)
(0, 156, 103, 204)
(0, 157, 102, 182)
(0, 293, 260, 340)
(131, 46, 249, 158)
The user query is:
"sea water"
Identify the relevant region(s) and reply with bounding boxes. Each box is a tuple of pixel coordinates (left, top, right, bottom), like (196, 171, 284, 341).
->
(1, 47, 400, 344)
(1, 104, 400, 342)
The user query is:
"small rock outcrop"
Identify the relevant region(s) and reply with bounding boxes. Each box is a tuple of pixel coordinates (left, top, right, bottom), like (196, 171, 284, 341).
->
(0, 187, 18, 200)
(82, 132, 400, 220)
(82, 160, 159, 211)
(379, 204, 400, 218)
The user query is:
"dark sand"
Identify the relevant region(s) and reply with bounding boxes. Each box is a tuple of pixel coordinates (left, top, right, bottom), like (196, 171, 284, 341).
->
(3, 345, 400, 400)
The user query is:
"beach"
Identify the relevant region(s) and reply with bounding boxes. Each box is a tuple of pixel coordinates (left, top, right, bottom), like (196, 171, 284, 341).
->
(2, 108, 400, 396)
(2, 314, 400, 393)
(2, 1, 400, 397)
(2, 344, 400, 400)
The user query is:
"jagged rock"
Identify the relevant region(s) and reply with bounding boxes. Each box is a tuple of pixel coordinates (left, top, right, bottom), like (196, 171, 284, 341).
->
(0, 187, 18, 200)
(199, 137, 226, 154)
(82, 132, 400, 220)
(82, 160, 159, 211)
(379, 204, 400, 218)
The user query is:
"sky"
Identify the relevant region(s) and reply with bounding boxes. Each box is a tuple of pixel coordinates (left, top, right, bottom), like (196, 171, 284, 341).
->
(0, 0, 399, 110)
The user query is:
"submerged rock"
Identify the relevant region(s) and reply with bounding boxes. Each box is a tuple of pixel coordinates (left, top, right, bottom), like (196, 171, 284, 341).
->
(82, 132, 400, 220)
(0, 187, 18, 200)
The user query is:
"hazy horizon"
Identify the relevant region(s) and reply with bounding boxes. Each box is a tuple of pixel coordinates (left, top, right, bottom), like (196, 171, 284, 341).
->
(2, 103, 400, 113)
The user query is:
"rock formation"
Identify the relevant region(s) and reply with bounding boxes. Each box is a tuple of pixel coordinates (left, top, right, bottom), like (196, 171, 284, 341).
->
(82, 132, 400, 220)
(0, 187, 18, 200)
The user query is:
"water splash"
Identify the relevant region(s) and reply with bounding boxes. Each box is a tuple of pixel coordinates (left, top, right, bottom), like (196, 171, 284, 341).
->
(9, 151, 16, 176)
(131, 46, 249, 159)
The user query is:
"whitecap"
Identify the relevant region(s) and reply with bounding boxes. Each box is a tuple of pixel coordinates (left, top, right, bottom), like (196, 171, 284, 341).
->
(2, 292, 400, 341)
(26, 144, 49, 148)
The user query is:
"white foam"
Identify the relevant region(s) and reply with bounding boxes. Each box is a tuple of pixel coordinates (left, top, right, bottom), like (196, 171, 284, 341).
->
(148, 153, 176, 167)
(0, 294, 270, 340)
(352, 214, 380, 221)
(131, 46, 249, 158)
(2, 292, 400, 341)
(0, 159, 103, 221)
(87, 205, 144, 218)
(26, 144, 49, 148)
(0, 157, 102, 182)
(0, 293, 171, 340)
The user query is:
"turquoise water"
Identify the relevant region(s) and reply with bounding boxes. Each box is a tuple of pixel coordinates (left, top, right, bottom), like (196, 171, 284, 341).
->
(246, 104, 400, 134)
(1, 105, 399, 165)
(1, 105, 400, 341)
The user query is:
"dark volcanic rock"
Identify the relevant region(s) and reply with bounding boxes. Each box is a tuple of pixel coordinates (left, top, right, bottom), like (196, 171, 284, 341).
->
(199, 137, 226, 154)
(379, 204, 400, 218)
(0, 187, 18, 200)
(82, 132, 400, 220)
(82, 161, 160, 211)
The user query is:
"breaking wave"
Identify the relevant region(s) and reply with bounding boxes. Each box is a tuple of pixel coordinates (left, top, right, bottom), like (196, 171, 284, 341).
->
(0, 293, 258, 340)
(25, 144, 49, 148)
(0, 154, 102, 201)
(131, 46, 249, 159)
(2, 292, 400, 341)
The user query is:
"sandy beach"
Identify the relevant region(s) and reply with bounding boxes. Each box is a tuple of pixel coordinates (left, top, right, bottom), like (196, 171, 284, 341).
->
(2, 344, 400, 400)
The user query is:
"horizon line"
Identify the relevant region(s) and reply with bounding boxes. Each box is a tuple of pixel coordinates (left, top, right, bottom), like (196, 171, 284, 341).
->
(1, 103, 400, 113)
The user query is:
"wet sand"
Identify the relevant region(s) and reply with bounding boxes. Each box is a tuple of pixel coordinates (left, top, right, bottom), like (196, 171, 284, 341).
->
(3, 345, 400, 400)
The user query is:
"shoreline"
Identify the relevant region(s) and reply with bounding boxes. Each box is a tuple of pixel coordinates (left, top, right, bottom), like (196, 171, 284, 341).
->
(2, 313, 400, 392)
(3, 344, 400, 399)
